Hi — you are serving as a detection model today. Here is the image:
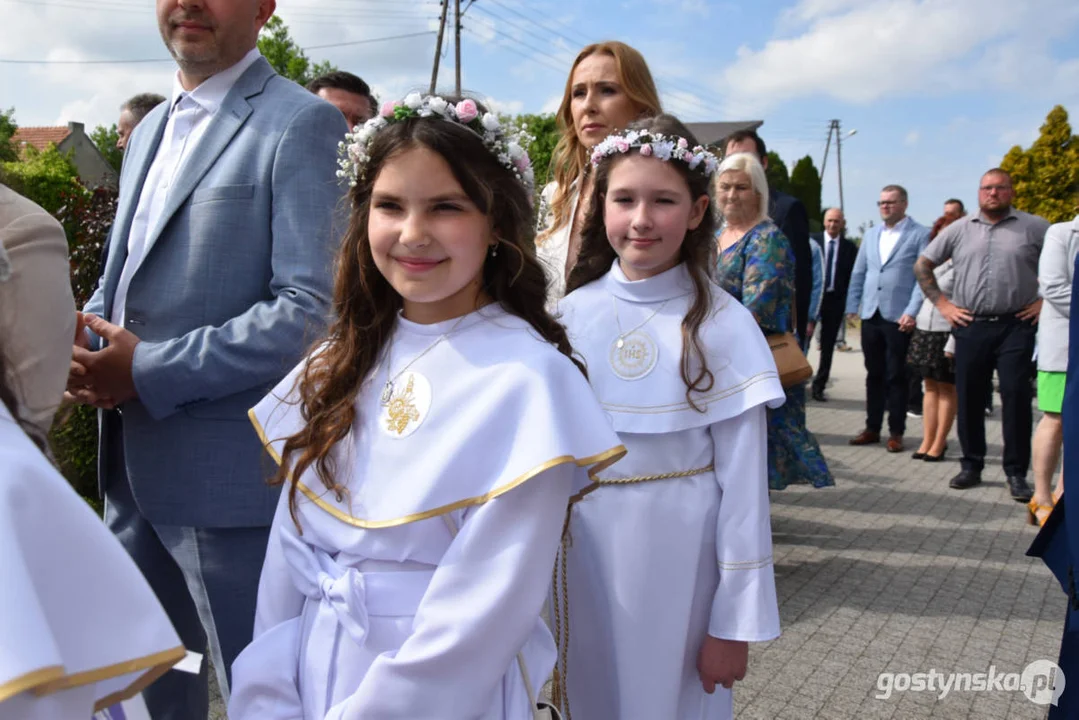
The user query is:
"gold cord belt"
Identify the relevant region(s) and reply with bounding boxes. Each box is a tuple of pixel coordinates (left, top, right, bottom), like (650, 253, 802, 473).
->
(594, 463, 715, 486)
(551, 462, 714, 717)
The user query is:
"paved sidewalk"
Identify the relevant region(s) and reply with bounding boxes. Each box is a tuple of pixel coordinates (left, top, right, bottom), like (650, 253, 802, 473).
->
(734, 332, 1062, 719)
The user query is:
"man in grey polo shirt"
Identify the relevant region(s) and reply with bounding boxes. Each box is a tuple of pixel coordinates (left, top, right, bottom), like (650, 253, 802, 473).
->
(915, 168, 1049, 499)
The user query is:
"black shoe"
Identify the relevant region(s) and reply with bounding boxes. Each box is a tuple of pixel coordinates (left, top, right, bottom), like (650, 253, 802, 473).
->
(911, 451, 927, 460)
(811, 387, 827, 402)
(950, 470, 982, 489)
(923, 452, 945, 462)
(1007, 476, 1034, 503)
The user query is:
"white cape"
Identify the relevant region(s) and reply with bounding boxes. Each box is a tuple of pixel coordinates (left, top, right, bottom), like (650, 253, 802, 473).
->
(0, 405, 183, 720)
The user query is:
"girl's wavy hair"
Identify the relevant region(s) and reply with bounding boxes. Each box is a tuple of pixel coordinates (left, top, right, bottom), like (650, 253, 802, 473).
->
(566, 113, 717, 411)
(272, 96, 584, 528)
(539, 41, 661, 244)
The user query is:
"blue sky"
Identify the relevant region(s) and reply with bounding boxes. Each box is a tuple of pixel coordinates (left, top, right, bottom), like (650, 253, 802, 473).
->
(2, 0, 1078, 232)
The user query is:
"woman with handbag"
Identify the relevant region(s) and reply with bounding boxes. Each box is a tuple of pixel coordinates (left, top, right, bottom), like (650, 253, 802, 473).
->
(715, 152, 833, 490)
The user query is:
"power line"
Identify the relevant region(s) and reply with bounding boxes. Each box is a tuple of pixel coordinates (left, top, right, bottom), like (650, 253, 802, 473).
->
(0, 30, 438, 64)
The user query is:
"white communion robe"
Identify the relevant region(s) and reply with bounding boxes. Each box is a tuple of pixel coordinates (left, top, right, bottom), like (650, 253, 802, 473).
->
(556, 261, 786, 720)
(228, 305, 625, 720)
(0, 404, 184, 720)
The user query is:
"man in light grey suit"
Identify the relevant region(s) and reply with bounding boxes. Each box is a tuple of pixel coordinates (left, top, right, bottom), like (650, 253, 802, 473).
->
(65, 0, 347, 717)
(845, 185, 930, 453)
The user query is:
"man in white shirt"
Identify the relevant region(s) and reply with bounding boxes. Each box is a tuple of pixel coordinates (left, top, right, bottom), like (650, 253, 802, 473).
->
(65, 1, 347, 717)
(846, 185, 931, 452)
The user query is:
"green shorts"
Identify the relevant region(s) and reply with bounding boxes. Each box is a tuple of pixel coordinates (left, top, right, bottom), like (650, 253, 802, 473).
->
(1038, 371, 1066, 414)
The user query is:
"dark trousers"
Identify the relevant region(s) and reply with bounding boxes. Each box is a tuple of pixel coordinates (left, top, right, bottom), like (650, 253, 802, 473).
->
(861, 312, 912, 436)
(908, 372, 924, 412)
(952, 317, 1036, 476)
(812, 293, 845, 392)
(103, 412, 270, 720)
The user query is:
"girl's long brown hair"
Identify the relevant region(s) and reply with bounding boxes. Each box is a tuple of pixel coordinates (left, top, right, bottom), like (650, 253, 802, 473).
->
(566, 114, 717, 411)
(540, 41, 661, 244)
(272, 98, 584, 528)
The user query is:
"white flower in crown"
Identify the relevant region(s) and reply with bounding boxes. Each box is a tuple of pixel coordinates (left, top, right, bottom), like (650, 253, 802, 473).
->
(403, 92, 423, 110)
(427, 96, 450, 117)
(481, 112, 501, 132)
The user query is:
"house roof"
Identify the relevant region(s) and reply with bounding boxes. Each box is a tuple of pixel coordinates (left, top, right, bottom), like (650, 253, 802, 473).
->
(685, 120, 764, 148)
(12, 126, 73, 152)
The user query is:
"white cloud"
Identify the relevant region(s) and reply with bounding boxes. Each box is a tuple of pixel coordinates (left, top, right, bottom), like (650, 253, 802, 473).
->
(716, 0, 1079, 116)
(904, 131, 920, 146)
(485, 96, 525, 115)
(541, 94, 563, 113)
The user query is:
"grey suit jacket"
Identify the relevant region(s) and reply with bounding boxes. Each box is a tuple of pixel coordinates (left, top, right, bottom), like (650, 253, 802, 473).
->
(845, 219, 930, 322)
(1038, 216, 1079, 372)
(84, 57, 348, 527)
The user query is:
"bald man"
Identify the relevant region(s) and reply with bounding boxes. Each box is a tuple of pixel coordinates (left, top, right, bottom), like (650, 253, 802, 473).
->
(811, 208, 858, 401)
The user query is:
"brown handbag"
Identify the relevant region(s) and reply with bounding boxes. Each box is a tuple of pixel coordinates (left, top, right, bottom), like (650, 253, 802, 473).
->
(767, 303, 812, 388)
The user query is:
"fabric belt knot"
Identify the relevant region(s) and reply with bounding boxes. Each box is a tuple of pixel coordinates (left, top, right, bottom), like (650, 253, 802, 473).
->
(281, 531, 371, 648)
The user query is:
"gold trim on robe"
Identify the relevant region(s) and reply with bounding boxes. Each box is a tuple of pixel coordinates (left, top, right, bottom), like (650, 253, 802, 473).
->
(249, 408, 626, 529)
(0, 665, 65, 704)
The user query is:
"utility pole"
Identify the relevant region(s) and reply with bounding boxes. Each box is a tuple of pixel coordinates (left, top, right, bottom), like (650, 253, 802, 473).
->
(820, 119, 848, 212)
(820, 121, 835, 179)
(835, 119, 845, 212)
(429, 0, 449, 93)
(454, 0, 462, 95)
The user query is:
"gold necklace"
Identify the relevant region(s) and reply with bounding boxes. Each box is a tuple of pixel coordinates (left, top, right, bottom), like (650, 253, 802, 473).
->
(379, 314, 470, 406)
(611, 296, 670, 348)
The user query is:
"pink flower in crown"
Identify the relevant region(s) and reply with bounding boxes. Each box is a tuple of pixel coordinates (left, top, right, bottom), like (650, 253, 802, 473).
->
(677, 137, 689, 149)
(683, 150, 694, 162)
(380, 101, 398, 118)
(615, 139, 630, 153)
(455, 99, 479, 123)
(640, 143, 653, 156)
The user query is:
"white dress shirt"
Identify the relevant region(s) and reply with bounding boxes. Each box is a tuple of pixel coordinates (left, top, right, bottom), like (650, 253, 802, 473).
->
(110, 48, 263, 326)
(877, 215, 909, 266)
(822, 232, 839, 291)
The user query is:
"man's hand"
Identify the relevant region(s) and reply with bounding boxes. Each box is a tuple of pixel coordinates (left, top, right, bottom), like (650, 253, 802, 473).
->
(697, 635, 748, 693)
(935, 298, 973, 328)
(806, 321, 816, 341)
(1016, 298, 1043, 324)
(846, 313, 859, 327)
(898, 314, 916, 332)
(68, 314, 140, 407)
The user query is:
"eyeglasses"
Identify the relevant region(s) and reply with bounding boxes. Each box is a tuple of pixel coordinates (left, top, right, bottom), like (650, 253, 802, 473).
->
(979, 185, 1012, 192)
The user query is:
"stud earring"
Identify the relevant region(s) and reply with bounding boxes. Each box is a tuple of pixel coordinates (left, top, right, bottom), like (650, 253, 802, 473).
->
(490, 243, 499, 258)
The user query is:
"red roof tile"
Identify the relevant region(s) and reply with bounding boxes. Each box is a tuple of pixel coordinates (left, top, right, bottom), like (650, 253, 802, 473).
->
(12, 126, 72, 152)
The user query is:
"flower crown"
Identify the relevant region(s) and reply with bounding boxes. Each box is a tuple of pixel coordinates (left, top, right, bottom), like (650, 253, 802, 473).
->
(590, 130, 720, 177)
(337, 93, 535, 194)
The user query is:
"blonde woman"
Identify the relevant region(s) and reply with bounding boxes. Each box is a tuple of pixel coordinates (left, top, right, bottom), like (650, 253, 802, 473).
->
(537, 41, 661, 301)
(714, 153, 833, 490)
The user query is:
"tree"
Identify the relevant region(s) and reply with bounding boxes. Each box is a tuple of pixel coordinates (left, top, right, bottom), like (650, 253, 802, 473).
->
(0, 107, 17, 163)
(257, 15, 336, 86)
(1000, 105, 1079, 223)
(789, 155, 823, 231)
(1, 144, 81, 214)
(506, 112, 558, 194)
(765, 151, 790, 194)
(91, 124, 123, 173)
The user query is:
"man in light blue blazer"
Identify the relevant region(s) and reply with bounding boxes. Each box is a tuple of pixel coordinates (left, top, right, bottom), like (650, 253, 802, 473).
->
(65, 1, 347, 717)
(845, 185, 930, 452)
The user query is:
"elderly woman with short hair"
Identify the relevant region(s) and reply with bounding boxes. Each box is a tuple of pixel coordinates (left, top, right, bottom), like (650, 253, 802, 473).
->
(714, 152, 833, 490)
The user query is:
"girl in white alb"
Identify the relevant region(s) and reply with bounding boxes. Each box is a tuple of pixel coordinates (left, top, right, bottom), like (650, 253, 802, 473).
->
(554, 115, 785, 720)
(227, 94, 624, 720)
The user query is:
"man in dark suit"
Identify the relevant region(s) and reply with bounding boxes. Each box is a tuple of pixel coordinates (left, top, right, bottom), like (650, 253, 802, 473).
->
(724, 130, 812, 343)
(811, 207, 857, 401)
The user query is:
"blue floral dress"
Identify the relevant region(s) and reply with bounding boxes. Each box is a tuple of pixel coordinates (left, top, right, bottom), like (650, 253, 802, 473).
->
(716, 220, 834, 490)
